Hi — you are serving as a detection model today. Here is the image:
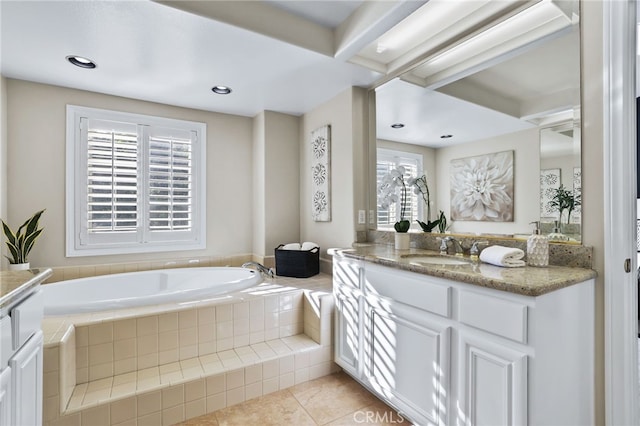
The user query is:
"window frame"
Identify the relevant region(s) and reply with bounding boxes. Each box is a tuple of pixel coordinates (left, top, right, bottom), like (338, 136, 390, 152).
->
(66, 105, 207, 257)
(376, 148, 424, 230)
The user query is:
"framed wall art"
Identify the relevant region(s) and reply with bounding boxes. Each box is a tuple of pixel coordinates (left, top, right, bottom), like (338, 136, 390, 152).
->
(311, 125, 331, 222)
(540, 168, 561, 219)
(450, 150, 514, 222)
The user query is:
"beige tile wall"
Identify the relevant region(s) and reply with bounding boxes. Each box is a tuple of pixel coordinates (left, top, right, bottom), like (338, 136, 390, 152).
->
(42, 278, 336, 426)
(75, 291, 304, 384)
(43, 254, 255, 284)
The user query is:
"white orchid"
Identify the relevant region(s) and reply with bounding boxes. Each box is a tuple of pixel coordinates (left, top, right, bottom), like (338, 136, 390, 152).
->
(378, 166, 410, 232)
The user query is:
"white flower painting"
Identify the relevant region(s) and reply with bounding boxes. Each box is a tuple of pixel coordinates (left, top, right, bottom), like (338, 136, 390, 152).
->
(311, 125, 331, 221)
(450, 150, 514, 222)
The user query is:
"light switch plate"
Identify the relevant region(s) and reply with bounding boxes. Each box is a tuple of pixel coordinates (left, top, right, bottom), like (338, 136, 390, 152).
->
(358, 210, 366, 224)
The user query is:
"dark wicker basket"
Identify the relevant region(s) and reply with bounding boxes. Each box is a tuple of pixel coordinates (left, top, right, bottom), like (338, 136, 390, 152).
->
(274, 244, 320, 278)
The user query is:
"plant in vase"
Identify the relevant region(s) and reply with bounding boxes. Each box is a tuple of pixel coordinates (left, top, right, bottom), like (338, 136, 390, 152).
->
(409, 174, 440, 232)
(549, 185, 581, 226)
(1, 209, 45, 269)
(379, 166, 411, 232)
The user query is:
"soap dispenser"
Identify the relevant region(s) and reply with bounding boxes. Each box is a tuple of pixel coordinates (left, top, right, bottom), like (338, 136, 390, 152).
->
(527, 221, 549, 267)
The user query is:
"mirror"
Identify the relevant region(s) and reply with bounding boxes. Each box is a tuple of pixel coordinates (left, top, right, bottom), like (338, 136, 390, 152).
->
(372, 0, 581, 242)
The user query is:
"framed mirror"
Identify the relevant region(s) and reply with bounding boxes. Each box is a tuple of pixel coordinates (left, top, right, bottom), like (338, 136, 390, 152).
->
(372, 0, 581, 242)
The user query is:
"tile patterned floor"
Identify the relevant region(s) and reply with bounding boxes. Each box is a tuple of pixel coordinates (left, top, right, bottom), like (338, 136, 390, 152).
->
(175, 371, 412, 426)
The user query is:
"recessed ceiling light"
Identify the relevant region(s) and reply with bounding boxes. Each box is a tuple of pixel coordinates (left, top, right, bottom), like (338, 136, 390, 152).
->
(391, 123, 405, 129)
(211, 86, 232, 95)
(440, 134, 453, 139)
(66, 55, 96, 69)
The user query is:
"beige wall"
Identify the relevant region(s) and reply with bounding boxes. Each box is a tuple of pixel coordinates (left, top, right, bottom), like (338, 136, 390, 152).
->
(252, 112, 266, 259)
(300, 87, 368, 268)
(264, 111, 300, 257)
(0, 76, 6, 266)
(435, 127, 540, 235)
(581, 1, 605, 423)
(6, 79, 255, 268)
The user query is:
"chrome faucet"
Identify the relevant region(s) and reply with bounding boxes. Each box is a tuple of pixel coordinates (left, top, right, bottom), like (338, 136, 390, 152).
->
(242, 261, 275, 279)
(438, 236, 464, 255)
(469, 241, 489, 257)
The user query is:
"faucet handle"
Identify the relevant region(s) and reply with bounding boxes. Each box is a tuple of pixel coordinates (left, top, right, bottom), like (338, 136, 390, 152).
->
(436, 237, 449, 253)
(470, 241, 489, 255)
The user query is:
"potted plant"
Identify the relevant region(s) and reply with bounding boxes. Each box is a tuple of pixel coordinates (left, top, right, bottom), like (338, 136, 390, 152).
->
(550, 185, 580, 226)
(410, 174, 441, 232)
(379, 166, 411, 249)
(1, 209, 45, 270)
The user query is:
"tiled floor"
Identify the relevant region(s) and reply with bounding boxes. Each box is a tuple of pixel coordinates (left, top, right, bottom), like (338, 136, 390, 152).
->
(175, 371, 412, 426)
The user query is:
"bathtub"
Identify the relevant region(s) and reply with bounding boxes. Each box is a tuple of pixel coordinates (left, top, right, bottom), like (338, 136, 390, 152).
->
(41, 267, 263, 315)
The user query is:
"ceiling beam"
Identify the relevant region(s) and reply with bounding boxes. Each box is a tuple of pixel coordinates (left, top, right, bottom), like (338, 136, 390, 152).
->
(156, 0, 335, 57)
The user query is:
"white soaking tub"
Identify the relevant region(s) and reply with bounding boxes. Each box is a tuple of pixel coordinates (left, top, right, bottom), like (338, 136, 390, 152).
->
(41, 267, 263, 315)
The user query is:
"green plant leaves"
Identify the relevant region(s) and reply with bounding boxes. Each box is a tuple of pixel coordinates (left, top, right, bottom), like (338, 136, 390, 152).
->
(417, 219, 440, 232)
(1, 209, 45, 264)
(394, 220, 411, 233)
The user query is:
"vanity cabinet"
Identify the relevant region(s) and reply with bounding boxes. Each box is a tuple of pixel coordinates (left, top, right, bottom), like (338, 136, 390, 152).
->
(0, 288, 44, 426)
(333, 257, 363, 377)
(0, 367, 10, 426)
(333, 256, 595, 426)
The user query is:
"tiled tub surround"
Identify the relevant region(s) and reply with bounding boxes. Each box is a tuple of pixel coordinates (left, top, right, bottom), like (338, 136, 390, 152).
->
(41, 274, 335, 426)
(41, 253, 260, 285)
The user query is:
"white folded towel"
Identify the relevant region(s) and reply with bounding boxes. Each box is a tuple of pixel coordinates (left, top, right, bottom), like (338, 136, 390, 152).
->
(282, 243, 301, 250)
(301, 241, 319, 251)
(479, 245, 525, 268)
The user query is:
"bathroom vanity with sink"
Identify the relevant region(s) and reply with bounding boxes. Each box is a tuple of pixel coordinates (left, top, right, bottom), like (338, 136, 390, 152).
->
(0, 268, 51, 426)
(331, 245, 596, 426)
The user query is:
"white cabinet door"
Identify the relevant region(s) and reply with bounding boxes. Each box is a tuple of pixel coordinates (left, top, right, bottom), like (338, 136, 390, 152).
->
(9, 330, 43, 426)
(334, 287, 362, 377)
(0, 367, 11, 426)
(368, 305, 450, 426)
(458, 332, 527, 426)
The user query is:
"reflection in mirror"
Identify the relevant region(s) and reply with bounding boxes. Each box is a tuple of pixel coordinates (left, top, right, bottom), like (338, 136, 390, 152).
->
(373, 0, 581, 242)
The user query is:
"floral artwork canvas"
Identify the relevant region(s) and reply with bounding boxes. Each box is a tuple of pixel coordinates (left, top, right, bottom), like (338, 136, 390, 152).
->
(540, 169, 561, 219)
(450, 150, 514, 222)
(311, 125, 331, 221)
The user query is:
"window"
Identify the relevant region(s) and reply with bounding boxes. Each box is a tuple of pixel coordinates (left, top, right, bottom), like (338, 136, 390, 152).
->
(377, 148, 423, 229)
(66, 105, 206, 256)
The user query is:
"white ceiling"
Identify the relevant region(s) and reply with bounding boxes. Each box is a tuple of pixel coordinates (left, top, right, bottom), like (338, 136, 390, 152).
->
(1, 0, 580, 144)
(0, 0, 388, 117)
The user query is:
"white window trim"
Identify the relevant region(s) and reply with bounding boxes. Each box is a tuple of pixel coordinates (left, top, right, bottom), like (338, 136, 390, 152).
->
(66, 105, 207, 257)
(377, 148, 424, 230)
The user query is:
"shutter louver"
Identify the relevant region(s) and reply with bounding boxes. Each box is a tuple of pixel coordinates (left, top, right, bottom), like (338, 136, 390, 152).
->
(148, 130, 193, 233)
(86, 119, 138, 234)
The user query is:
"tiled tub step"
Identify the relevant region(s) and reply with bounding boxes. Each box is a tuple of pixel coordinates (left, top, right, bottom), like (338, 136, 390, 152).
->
(54, 335, 335, 426)
(42, 277, 336, 426)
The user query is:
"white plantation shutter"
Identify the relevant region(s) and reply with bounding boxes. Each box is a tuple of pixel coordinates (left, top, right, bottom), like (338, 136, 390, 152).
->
(377, 148, 423, 228)
(84, 119, 139, 238)
(146, 127, 197, 241)
(67, 106, 206, 256)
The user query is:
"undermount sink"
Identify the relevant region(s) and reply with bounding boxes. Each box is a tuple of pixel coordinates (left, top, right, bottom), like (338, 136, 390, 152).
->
(402, 255, 473, 266)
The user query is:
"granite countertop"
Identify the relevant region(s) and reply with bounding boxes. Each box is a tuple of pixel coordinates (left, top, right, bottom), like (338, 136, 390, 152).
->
(334, 245, 597, 297)
(0, 268, 52, 311)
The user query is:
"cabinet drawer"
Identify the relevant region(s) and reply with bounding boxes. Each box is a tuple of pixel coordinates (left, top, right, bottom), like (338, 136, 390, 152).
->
(0, 317, 12, 366)
(459, 291, 528, 343)
(11, 290, 43, 350)
(365, 264, 451, 317)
